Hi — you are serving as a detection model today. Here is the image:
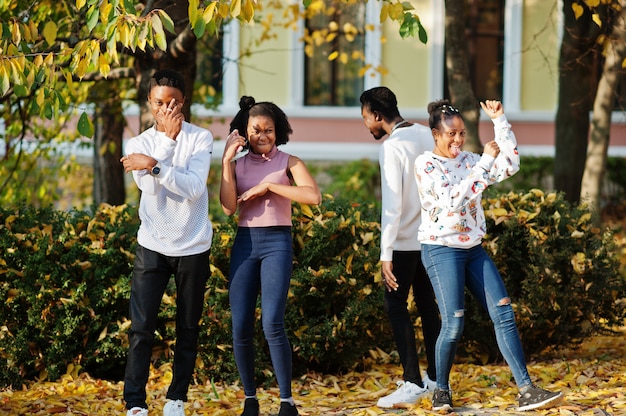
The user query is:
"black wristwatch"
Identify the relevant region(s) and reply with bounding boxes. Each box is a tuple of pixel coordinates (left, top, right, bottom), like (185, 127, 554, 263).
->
(151, 164, 161, 176)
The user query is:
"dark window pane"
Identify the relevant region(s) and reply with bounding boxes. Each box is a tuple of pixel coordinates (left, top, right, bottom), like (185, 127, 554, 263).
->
(445, 0, 504, 101)
(304, 1, 365, 106)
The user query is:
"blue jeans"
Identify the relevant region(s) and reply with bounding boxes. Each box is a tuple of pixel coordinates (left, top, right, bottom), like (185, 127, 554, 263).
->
(124, 246, 210, 410)
(229, 226, 294, 399)
(421, 244, 532, 391)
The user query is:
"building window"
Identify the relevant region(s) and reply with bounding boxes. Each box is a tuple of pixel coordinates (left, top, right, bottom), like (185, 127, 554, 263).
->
(303, 0, 366, 106)
(445, 0, 504, 102)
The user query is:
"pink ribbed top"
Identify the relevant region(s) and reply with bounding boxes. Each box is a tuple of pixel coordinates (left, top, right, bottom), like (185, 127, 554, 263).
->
(235, 146, 293, 227)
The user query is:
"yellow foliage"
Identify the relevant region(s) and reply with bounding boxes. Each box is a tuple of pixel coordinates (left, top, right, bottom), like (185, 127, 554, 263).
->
(203, 2, 217, 22)
(1, 327, 624, 414)
(242, 0, 255, 22)
(572, 3, 584, 19)
(42, 21, 57, 46)
(230, 0, 241, 18)
(592, 13, 602, 27)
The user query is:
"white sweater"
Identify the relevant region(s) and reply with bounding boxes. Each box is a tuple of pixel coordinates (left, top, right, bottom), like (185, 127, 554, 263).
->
(125, 122, 214, 256)
(379, 123, 434, 261)
(415, 115, 520, 248)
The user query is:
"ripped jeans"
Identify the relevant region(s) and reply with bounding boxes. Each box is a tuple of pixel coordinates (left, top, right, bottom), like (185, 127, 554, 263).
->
(421, 243, 532, 391)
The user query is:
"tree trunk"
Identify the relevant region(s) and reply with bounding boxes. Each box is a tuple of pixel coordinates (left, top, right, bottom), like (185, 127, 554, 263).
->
(93, 94, 126, 206)
(580, 0, 626, 217)
(554, 1, 606, 203)
(444, 0, 482, 153)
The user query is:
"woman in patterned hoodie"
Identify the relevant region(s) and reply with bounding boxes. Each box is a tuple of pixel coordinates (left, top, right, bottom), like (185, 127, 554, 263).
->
(414, 99, 562, 413)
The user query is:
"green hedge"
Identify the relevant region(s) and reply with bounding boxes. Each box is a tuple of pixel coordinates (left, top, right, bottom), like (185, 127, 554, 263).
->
(0, 190, 624, 388)
(0, 204, 136, 386)
(463, 189, 626, 362)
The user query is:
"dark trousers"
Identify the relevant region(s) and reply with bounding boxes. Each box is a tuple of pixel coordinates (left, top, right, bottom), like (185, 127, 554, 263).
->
(124, 245, 210, 410)
(229, 226, 294, 399)
(384, 250, 441, 385)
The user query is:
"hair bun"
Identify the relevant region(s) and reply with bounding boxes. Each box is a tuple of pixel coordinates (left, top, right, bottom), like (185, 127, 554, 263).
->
(427, 99, 459, 115)
(239, 96, 256, 110)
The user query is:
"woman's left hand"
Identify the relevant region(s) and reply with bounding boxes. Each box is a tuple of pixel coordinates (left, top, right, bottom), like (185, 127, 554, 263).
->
(237, 183, 270, 203)
(480, 100, 504, 119)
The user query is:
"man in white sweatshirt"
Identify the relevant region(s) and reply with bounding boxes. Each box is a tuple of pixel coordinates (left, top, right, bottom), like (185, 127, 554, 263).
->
(359, 87, 441, 408)
(120, 69, 213, 416)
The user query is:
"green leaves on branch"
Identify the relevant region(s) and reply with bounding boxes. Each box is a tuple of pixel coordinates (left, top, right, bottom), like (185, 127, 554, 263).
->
(399, 12, 427, 43)
(188, 0, 256, 38)
(0, 0, 180, 134)
(78, 112, 94, 138)
(380, 1, 427, 42)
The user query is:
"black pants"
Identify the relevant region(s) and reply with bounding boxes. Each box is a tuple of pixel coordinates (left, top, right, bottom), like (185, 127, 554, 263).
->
(384, 250, 441, 385)
(124, 246, 210, 410)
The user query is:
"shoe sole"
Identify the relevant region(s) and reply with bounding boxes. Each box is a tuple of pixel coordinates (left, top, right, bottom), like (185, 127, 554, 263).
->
(376, 399, 420, 408)
(517, 392, 563, 411)
(432, 404, 452, 412)
(376, 391, 429, 408)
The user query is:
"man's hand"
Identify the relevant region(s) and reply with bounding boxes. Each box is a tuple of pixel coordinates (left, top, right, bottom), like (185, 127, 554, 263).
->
(159, 98, 185, 141)
(381, 261, 399, 292)
(120, 153, 157, 173)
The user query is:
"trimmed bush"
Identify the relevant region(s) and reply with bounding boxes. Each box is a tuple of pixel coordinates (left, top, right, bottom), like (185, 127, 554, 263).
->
(0, 190, 624, 388)
(287, 197, 389, 375)
(462, 189, 626, 362)
(0, 204, 137, 386)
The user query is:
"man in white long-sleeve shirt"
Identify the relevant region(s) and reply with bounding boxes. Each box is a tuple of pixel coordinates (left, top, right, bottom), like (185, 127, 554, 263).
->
(359, 87, 441, 409)
(120, 69, 213, 416)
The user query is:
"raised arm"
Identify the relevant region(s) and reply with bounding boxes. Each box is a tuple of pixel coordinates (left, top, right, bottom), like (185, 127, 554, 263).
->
(220, 129, 248, 216)
(480, 100, 520, 183)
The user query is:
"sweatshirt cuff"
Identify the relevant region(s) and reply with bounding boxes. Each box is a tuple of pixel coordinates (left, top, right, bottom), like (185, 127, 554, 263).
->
(491, 114, 509, 128)
(380, 251, 393, 262)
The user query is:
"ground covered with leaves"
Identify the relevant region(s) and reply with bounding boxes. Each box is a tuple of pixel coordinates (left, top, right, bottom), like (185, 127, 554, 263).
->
(1, 326, 624, 416)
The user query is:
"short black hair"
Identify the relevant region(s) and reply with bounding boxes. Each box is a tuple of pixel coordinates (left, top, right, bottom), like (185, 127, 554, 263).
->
(229, 96, 293, 145)
(149, 69, 185, 97)
(359, 87, 401, 120)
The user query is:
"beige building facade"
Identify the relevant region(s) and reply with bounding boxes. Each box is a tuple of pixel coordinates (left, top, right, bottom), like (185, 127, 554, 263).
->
(129, 1, 626, 159)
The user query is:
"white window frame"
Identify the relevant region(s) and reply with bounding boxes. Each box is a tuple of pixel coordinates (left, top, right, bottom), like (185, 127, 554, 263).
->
(503, 0, 523, 113)
(217, 0, 524, 116)
(220, 20, 241, 113)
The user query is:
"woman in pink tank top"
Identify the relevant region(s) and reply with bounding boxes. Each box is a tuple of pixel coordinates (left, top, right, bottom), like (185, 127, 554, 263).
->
(220, 96, 321, 416)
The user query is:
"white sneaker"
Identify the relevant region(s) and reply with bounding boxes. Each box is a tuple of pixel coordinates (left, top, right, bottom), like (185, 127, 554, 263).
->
(127, 408, 148, 416)
(376, 380, 428, 408)
(163, 400, 185, 416)
(423, 373, 437, 391)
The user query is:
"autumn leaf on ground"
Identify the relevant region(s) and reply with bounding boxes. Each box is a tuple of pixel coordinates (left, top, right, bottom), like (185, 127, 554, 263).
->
(0, 327, 624, 415)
